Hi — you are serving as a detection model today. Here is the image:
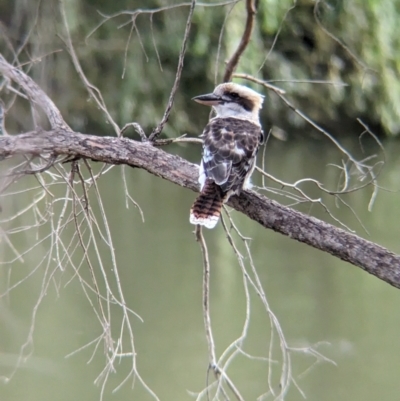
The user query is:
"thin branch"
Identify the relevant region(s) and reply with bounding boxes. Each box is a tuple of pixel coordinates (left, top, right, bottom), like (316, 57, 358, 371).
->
(0, 54, 71, 131)
(59, 1, 121, 137)
(223, 0, 257, 82)
(154, 135, 202, 146)
(0, 99, 7, 136)
(233, 73, 285, 94)
(195, 225, 217, 367)
(18, 154, 58, 175)
(258, 0, 297, 73)
(148, 0, 196, 141)
(314, 0, 372, 72)
(121, 122, 147, 141)
(214, 1, 237, 84)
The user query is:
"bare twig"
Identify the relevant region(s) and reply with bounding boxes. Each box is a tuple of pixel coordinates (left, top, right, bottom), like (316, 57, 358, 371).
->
(233, 73, 286, 93)
(195, 224, 246, 400)
(0, 99, 7, 136)
(121, 122, 147, 141)
(0, 54, 71, 131)
(59, 1, 120, 137)
(357, 118, 387, 211)
(258, 1, 297, 72)
(154, 135, 202, 146)
(214, 1, 238, 84)
(220, 213, 292, 398)
(255, 164, 382, 197)
(18, 155, 58, 175)
(149, 0, 196, 141)
(223, 0, 257, 82)
(314, 0, 373, 72)
(195, 225, 217, 367)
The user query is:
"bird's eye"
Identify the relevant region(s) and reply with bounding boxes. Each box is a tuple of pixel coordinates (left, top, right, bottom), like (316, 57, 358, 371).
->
(230, 92, 239, 99)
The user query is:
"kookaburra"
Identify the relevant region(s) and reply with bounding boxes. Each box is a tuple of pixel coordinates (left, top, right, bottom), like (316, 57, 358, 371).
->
(190, 82, 264, 229)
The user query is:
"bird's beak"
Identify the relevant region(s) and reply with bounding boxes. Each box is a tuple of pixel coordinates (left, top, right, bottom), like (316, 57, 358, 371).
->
(192, 93, 221, 106)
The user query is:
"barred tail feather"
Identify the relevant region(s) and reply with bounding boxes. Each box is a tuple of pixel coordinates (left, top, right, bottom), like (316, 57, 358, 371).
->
(190, 180, 226, 229)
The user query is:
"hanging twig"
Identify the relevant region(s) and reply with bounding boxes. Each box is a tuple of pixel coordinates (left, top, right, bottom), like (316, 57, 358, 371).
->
(195, 225, 217, 367)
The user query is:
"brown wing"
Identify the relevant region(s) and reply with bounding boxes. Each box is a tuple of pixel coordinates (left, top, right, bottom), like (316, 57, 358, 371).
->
(201, 117, 263, 194)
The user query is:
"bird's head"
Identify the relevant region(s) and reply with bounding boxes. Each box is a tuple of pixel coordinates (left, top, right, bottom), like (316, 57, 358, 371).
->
(192, 82, 264, 123)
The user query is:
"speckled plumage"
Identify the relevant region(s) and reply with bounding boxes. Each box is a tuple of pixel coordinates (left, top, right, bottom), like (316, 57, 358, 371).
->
(190, 83, 265, 229)
(200, 117, 263, 193)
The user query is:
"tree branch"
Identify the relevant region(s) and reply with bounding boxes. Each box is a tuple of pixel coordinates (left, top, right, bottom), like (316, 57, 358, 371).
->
(1, 129, 399, 289)
(222, 0, 257, 82)
(148, 0, 196, 141)
(0, 54, 71, 131)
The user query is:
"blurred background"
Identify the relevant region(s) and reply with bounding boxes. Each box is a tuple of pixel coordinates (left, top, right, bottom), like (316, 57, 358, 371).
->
(1, 0, 400, 400)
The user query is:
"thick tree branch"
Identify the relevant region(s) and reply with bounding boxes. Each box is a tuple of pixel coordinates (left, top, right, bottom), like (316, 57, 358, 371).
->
(1, 52, 399, 289)
(1, 129, 399, 289)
